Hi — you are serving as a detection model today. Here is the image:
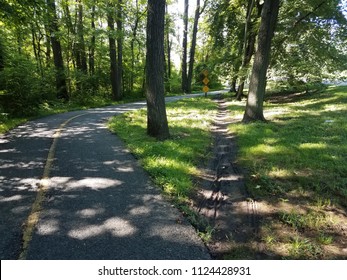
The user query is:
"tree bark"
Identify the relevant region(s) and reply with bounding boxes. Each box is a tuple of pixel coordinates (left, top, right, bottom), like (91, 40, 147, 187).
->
(243, 0, 280, 123)
(116, 0, 123, 97)
(236, 0, 258, 100)
(146, 0, 170, 140)
(0, 36, 5, 71)
(47, 0, 69, 101)
(76, 0, 87, 73)
(181, 0, 189, 93)
(164, 3, 172, 92)
(187, 0, 202, 93)
(89, 3, 96, 75)
(108, 9, 121, 101)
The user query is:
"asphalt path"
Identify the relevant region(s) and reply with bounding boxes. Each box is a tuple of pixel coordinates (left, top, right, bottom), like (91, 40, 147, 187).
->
(0, 91, 224, 260)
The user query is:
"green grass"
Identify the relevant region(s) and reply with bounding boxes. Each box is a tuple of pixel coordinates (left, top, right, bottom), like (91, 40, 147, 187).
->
(229, 86, 347, 206)
(227, 85, 347, 259)
(108, 97, 217, 199)
(0, 116, 28, 133)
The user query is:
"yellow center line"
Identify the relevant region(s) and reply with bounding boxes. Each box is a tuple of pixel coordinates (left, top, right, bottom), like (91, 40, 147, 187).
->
(19, 113, 90, 260)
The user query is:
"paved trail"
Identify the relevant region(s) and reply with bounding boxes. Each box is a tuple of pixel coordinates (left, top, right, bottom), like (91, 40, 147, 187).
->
(0, 92, 223, 260)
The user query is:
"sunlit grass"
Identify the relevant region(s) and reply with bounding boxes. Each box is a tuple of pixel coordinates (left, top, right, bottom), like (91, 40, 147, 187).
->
(227, 85, 347, 259)
(108, 97, 217, 199)
(0, 116, 28, 134)
(229, 86, 347, 205)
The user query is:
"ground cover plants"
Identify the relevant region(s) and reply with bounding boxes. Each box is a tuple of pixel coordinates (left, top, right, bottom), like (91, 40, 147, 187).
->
(108, 97, 217, 198)
(108, 97, 218, 238)
(226, 86, 347, 259)
(108, 87, 347, 259)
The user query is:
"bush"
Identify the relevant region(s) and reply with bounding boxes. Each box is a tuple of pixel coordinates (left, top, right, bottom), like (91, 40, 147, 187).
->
(267, 79, 327, 95)
(0, 55, 43, 116)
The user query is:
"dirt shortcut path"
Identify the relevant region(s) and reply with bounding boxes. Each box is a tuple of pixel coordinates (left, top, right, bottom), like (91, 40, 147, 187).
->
(193, 96, 260, 258)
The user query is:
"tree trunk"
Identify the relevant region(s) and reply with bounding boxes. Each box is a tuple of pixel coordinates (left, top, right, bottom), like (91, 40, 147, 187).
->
(0, 36, 5, 71)
(181, 0, 189, 93)
(44, 24, 51, 66)
(108, 10, 121, 101)
(243, 0, 280, 123)
(89, 3, 96, 75)
(236, 0, 257, 100)
(116, 0, 123, 98)
(76, 0, 87, 73)
(47, 0, 69, 101)
(164, 3, 172, 93)
(130, 0, 140, 92)
(146, 0, 170, 140)
(187, 0, 201, 93)
(62, 2, 75, 69)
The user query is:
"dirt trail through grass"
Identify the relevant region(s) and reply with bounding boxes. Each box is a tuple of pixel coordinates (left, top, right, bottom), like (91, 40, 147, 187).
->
(193, 96, 261, 259)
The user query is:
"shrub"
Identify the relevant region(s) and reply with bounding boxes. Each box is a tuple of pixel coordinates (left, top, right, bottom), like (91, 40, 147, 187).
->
(0, 55, 43, 116)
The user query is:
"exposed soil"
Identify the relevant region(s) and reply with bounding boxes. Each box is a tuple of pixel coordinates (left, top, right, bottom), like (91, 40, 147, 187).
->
(191, 94, 347, 260)
(191, 96, 262, 259)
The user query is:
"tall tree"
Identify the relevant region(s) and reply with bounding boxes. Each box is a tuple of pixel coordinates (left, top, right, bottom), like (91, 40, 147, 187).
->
(236, 0, 260, 100)
(243, 0, 280, 122)
(181, 0, 189, 93)
(187, 0, 205, 93)
(164, 2, 173, 92)
(145, 0, 170, 140)
(107, 4, 121, 101)
(0, 33, 5, 71)
(46, 0, 69, 101)
(128, 0, 146, 93)
(89, 2, 96, 75)
(116, 0, 123, 97)
(76, 0, 88, 73)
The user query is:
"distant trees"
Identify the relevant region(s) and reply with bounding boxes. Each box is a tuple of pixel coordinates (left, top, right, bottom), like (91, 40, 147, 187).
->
(0, 0, 150, 113)
(205, 0, 347, 122)
(47, 0, 69, 101)
(107, 2, 121, 101)
(181, 0, 189, 93)
(1, 0, 346, 128)
(181, 0, 206, 93)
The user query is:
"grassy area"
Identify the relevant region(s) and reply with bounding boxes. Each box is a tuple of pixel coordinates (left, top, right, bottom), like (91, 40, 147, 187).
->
(108, 97, 217, 200)
(226, 86, 347, 259)
(0, 116, 28, 133)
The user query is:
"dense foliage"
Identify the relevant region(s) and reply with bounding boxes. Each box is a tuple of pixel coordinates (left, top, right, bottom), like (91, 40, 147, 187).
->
(204, 0, 347, 91)
(0, 0, 346, 119)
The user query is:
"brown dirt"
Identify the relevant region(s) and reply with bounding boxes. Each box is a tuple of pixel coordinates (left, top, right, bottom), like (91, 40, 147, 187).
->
(191, 96, 263, 259)
(190, 95, 347, 260)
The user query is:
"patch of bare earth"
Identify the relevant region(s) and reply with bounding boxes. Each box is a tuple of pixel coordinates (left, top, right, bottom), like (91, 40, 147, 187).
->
(191, 96, 347, 259)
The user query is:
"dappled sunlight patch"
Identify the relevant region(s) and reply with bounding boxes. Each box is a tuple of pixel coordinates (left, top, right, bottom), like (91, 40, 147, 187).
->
(68, 217, 137, 240)
(76, 208, 105, 218)
(249, 144, 289, 156)
(68, 224, 105, 240)
(108, 97, 218, 198)
(299, 142, 327, 149)
(37, 219, 60, 235)
(104, 217, 137, 237)
(128, 206, 151, 216)
(268, 168, 292, 179)
(226, 86, 347, 259)
(0, 194, 24, 202)
(63, 178, 123, 190)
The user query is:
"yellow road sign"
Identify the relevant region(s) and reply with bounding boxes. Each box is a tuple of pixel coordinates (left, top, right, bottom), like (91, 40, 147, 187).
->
(203, 77, 209, 85)
(202, 69, 208, 77)
(203, 85, 209, 93)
